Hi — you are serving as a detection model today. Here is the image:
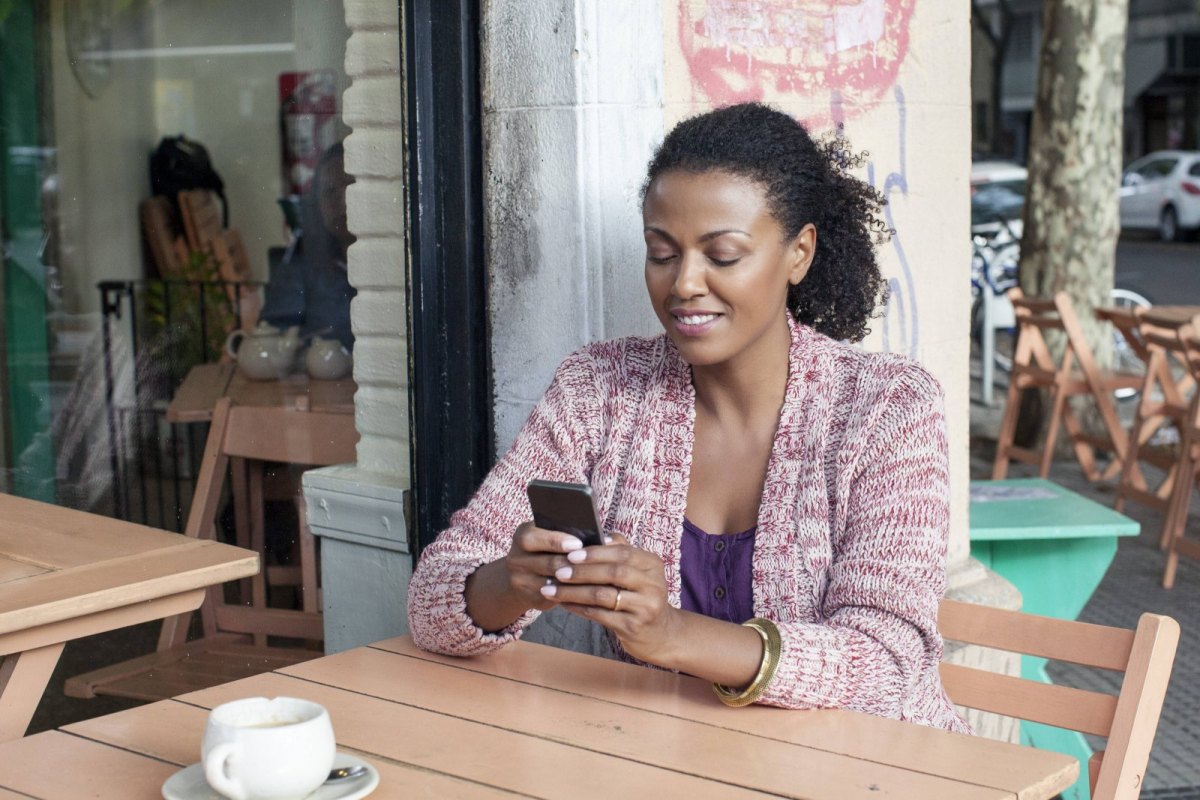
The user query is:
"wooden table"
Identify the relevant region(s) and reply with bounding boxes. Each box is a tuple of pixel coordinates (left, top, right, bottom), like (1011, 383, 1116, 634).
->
(970, 478, 1139, 800)
(0, 494, 257, 741)
(166, 362, 355, 423)
(0, 636, 1078, 799)
(1136, 304, 1200, 329)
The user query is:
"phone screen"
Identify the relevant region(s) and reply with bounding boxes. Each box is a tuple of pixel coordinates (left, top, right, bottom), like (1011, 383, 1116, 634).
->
(526, 479, 605, 547)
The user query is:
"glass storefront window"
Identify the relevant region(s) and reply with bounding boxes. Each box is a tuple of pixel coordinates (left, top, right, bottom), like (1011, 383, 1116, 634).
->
(0, 0, 353, 527)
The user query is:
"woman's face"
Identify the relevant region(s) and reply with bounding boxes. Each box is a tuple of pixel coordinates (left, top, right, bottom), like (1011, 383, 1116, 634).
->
(643, 169, 814, 369)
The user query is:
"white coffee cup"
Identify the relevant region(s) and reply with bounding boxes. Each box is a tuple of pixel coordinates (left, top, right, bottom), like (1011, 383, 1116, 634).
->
(201, 696, 336, 800)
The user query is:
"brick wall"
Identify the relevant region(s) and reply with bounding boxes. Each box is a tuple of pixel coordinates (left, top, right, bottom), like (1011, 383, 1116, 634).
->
(342, 0, 409, 482)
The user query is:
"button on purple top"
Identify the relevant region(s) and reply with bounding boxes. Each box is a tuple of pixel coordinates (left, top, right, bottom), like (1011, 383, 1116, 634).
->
(679, 517, 756, 624)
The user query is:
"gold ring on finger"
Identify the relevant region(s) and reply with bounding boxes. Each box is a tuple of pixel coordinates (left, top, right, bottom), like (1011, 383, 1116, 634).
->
(613, 589, 623, 612)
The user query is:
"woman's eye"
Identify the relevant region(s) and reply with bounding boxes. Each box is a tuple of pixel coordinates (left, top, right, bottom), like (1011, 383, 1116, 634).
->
(647, 253, 677, 264)
(708, 255, 740, 267)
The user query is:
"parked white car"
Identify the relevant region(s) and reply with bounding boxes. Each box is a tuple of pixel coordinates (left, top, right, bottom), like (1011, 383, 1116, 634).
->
(1119, 150, 1200, 242)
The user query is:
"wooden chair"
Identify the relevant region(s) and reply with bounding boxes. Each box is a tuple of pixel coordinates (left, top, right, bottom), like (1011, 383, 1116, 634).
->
(178, 189, 224, 253)
(939, 599, 1179, 800)
(1161, 317, 1200, 587)
(1115, 312, 1195, 533)
(993, 289, 1142, 482)
(64, 398, 359, 701)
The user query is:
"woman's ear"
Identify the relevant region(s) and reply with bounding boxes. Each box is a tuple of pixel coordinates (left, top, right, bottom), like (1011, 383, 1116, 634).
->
(787, 224, 817, 286)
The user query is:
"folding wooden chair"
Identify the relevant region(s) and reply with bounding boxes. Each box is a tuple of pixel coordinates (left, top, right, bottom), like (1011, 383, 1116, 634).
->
(939, 599, 1179, 800)
(1115, 311, 1194, 532)
(993, 289, 1142, 481)
(65, 398, 359, 701)
(178, 189, 224, 253)
(1161, 317, 1200, 588)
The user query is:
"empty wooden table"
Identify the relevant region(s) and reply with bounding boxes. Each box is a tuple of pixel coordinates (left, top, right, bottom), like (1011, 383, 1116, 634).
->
(0, 636, 1078, 799)
(0, 494, 257, 741)
(166, 362, 355, 423)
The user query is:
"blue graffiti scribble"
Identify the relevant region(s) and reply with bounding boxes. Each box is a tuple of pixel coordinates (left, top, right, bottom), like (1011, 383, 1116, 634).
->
(864, 85, 919, 358)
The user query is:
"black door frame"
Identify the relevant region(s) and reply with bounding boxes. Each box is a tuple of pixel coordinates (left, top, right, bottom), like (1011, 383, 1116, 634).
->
(404, 0, 493, 552)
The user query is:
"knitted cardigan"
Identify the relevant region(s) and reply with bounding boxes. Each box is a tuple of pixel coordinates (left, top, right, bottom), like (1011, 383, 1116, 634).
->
(407, 317, 971, 734)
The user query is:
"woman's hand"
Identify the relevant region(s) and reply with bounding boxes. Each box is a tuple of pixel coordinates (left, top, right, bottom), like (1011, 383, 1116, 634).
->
(539, 533, 680, 664)
(464, 521, 582, 632)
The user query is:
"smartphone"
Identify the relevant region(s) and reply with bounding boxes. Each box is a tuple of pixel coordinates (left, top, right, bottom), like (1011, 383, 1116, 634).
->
(526, 479, 606, 548)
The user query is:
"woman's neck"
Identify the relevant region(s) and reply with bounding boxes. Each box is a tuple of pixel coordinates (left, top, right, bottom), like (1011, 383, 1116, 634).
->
(691, 319, 791, 425)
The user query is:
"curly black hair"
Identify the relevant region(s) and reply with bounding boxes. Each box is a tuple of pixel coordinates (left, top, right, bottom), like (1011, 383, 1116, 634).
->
(642, 103, 890, 343)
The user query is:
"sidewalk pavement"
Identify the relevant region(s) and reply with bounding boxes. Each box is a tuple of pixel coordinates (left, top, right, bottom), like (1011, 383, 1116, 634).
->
(972, 357, 1200, 798)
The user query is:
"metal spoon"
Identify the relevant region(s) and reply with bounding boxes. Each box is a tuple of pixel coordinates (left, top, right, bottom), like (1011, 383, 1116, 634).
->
(326, 765, 369, 782)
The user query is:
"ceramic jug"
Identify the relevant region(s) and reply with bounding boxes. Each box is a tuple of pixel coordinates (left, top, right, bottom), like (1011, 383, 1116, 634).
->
(224, 323, 301, 381)
(305, 336, 353, 381)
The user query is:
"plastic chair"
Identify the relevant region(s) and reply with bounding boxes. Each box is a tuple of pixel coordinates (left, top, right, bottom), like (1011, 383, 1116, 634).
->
(939, 599, 1179, 800)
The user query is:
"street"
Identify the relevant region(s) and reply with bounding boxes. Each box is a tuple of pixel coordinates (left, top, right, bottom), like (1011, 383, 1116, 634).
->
(1117, 233, 1200, 304)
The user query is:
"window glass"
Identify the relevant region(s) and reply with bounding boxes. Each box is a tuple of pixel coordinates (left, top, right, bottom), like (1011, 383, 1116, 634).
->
(971, 179, 1027, 226)
(1137, 158, 1179, 179)
(0, 0, 352, 527)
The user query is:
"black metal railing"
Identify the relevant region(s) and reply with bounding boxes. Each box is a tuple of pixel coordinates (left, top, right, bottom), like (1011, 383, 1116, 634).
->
(99, 278, 263, 531)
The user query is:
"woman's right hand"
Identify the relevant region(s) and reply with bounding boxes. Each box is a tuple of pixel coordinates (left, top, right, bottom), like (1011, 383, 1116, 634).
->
(464, 521, 583, 631)
(501, 521, 585, 611)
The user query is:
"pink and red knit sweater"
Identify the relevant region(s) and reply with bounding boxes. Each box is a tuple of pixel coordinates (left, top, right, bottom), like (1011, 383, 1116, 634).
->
(408, 317, 971, 734)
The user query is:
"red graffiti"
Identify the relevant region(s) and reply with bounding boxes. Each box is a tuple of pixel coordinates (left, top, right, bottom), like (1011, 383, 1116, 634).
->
(678, 0, 913, 127)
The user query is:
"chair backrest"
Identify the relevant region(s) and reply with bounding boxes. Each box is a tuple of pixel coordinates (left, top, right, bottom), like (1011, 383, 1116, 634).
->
(186, 397, 359, 541)
(178, 189, 224, 253)
(939, 598, 1179, 800)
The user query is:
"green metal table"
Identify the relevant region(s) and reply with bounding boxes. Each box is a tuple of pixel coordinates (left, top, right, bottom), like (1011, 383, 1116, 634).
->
(969, 478, 1140, 800)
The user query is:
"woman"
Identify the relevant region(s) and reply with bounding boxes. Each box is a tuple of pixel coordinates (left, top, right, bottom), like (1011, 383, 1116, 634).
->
(408, 103, 970, 733)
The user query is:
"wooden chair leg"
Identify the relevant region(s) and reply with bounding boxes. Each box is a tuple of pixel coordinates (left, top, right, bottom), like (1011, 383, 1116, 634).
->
(1039, 386, 1069, 478)
(992, 381, 1025, 480)
(295, 498, 320, 616)
(231, 457, 253, 602)
(0, 643, 65, 742)
(249, 461, 267, 648)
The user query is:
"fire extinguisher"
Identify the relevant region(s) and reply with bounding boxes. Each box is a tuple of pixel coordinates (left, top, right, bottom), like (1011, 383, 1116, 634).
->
(278, 70, 338, 199)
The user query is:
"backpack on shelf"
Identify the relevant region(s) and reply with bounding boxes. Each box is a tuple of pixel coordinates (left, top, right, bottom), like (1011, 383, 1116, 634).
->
(149, 135, 229, 227)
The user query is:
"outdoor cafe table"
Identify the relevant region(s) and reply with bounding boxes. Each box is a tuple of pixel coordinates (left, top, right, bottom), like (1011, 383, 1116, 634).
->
(165, 362, 356, 423)
(0, 636, 1078, 799)
(969, 477, 1139, 800)
(0, 494, 257, 741)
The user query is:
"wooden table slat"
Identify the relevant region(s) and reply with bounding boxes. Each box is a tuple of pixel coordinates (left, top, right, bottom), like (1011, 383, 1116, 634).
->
(266, 649, 1025, 799)
(0, 540, 257, 635)
(0, 557, 46, 585)
(0, 731, 178, 800)
(66, 700, 551, 800)
(180, 672, 841, 800)
(165, 362, 236, 422)
(0, 497, 197, 570)
(368, 638, 1076, 799)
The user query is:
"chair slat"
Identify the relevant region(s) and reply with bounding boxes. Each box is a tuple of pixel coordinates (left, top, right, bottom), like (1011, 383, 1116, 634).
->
(940, 599, 1133, 671)
(940, 663, 1117, 737)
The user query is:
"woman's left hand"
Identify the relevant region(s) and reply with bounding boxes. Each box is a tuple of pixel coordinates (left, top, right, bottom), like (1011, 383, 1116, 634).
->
(539, 533, 680, 664)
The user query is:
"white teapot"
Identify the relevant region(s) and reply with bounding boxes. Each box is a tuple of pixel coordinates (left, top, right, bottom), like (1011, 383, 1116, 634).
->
(225, 322, 301, 381)
(305, 336, 353, 381)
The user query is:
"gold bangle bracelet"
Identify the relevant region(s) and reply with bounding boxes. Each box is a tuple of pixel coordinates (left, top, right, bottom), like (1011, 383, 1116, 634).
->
(712, 617, 782, 707)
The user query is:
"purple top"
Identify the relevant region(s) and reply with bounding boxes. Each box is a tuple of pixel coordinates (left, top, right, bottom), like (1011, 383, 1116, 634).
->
(678, 518, 756, 624)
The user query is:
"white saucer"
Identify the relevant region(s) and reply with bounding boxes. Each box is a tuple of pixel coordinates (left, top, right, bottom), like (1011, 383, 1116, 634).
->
(162, 751, 379, 800)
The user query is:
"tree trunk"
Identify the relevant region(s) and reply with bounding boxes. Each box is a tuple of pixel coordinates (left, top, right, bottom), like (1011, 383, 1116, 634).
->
(1020, 0, 1129, 366)
(1018, 0, 1129, 454)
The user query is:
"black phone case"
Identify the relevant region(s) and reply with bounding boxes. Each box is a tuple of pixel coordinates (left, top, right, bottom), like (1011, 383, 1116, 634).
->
(526, 480, 605, 547)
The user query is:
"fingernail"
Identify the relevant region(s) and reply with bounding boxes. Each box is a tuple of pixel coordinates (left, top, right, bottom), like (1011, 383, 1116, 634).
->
(567, 549, 587, 564)
(555, 566, 572, 581)
(540, 583, 557, 597)
(562, 537, 583, 552)
(602, 534, 614, 545)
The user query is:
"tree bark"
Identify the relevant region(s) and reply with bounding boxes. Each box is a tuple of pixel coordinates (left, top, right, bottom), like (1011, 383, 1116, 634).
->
(1020, 0, 1128, 364)
(1018, 0, 1129, 450)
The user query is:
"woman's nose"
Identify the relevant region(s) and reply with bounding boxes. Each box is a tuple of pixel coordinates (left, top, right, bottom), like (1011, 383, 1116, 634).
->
(672, 253, 708, 299)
